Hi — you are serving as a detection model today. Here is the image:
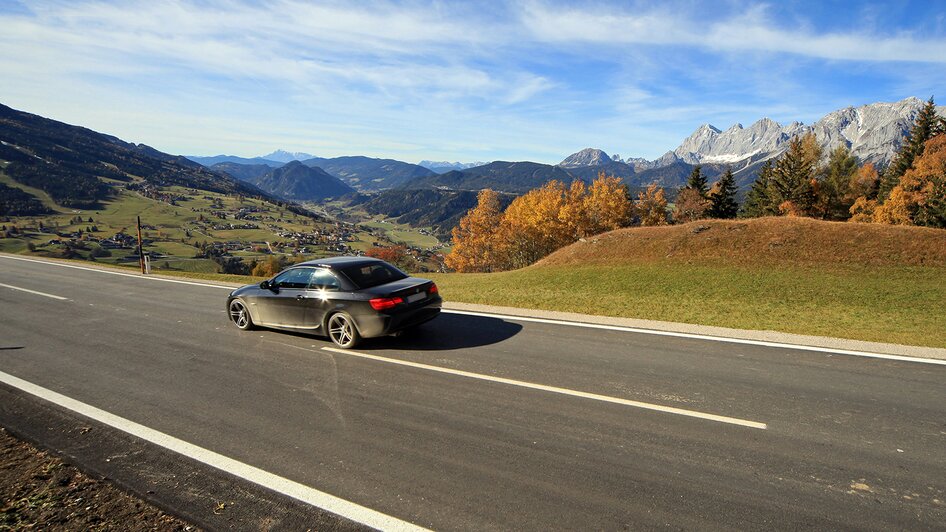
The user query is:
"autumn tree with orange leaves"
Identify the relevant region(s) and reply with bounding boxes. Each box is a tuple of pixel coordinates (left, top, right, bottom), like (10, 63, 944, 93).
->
(446, 175, 634, 272)
(636, 184, 669, 226)
(365, 245, 414, 271)
(445, 189, 506, 273)
(872, 134, 946, 227)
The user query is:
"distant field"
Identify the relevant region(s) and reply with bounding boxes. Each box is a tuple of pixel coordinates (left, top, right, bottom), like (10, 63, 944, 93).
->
(362, 218, 441, 248)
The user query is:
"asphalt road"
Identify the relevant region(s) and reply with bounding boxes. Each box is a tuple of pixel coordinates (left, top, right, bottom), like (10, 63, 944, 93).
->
(1, 255, 945, 530)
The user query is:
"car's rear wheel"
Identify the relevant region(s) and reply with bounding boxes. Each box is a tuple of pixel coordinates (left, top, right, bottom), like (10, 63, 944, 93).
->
(229, 299, 255, 330)
(327, 312, 360, 349)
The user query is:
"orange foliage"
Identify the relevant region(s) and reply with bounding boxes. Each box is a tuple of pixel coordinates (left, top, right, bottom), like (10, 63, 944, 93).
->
(585, 173, 633, 234)
(636, 184, 668, 226)
(874, 187, 915, 225)
(848, 197, 878, 223)
(778, 200, 804, 217)
(251, 255, 288, 277)
(445, 189, 506, 273)
(501, 180, 573, 268)
(446, 174, 634, 271)
(872, 134, 946, 226)
(849, 163, 879, 201)
(673, 187, 710, 223)
(365, 245, 412, 270)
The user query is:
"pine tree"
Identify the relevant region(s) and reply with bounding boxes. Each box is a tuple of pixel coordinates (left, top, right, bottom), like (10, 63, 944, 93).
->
(708, 167, 738, 219)
(686, 165, 708, 196)
(820, 145, 859, 220)
(770, 133, 820, 216)
(742, 160, 776, 217)
(880, 97, 945, 200)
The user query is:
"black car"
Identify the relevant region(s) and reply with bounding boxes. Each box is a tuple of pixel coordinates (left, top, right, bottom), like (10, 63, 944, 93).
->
(226, 256, 441, 348)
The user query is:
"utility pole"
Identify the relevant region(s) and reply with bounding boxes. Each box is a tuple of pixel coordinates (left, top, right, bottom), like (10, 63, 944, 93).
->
(136, 216, 145, 274)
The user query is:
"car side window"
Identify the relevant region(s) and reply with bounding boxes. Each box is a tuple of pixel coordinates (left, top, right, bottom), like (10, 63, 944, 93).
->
(272, 268, 314, 289)
(309, 269, 340, 290)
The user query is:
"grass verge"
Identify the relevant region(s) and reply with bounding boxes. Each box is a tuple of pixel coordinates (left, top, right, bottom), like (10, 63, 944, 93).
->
(428, 263, 946, 348)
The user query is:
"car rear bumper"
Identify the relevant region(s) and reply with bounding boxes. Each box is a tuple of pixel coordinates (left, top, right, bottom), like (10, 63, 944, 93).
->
(355, 297, 442, 338)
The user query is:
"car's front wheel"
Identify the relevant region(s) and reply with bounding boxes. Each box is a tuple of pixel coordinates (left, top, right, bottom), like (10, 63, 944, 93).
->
(228, 299, 255, 330)
(327, 312, 360, 349)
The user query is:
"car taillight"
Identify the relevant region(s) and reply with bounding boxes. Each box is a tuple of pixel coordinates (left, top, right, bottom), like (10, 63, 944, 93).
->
(429, 283, 438, 294)
(369, 296, 403, 310)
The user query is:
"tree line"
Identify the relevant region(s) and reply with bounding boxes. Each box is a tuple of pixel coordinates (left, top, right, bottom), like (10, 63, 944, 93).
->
(447, 98, 946, 272)
(743, 98, 945, 226)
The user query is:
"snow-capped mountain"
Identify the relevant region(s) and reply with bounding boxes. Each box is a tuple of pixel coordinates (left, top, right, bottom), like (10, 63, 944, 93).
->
(670, 97, 944, 168)
(418, 160, 489, 172)
(261, 149, 316, 163)
(558, 148, 614, 168)
(562, 97, 944, 177)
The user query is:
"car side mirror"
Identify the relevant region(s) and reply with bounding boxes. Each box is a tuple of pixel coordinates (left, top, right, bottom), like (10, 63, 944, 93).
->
(260, 280, 277, 292)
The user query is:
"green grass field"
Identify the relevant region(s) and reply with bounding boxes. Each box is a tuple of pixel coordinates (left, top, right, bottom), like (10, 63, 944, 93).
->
(428, 263, 946, 348)
(362, 219, 441, 248)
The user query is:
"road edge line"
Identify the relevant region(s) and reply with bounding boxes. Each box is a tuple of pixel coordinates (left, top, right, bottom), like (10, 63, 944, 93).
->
(442, 309, 946, 367)
(0, 370, 429, 532)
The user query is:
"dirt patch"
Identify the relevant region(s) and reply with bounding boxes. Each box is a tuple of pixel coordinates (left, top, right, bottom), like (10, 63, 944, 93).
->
(0, 427, 195, 531)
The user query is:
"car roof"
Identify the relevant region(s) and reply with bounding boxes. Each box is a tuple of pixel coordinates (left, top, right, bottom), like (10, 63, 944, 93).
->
(294, 256, 384, 269)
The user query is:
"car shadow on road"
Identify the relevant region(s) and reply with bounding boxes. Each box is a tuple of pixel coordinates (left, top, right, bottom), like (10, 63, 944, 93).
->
(362, 312, 522, 351)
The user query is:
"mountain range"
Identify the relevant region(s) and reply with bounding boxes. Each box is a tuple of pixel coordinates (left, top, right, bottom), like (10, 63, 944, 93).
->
(4, 96, 942, 224)
(194, 97, 943, 199)
(418, 160, 490, 173)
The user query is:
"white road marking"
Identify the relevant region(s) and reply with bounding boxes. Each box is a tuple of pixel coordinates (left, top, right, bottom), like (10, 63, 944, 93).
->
(0, 255, 230, 290)
(0, 370, 428, 532)
(443, 310, 946, 367)
(0, 282, 68, 300)
(312, 345, 767, 430)
(3, 254, 944, 366)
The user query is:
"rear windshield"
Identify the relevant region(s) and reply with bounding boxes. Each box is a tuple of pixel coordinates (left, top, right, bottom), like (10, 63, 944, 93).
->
(340, 262, 408, 289)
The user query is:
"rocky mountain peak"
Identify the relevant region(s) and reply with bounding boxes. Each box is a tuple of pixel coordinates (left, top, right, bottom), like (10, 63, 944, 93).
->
(558, 148, 613, 168)
(660, 97, 945, 167)
(261, 149, 316, 163)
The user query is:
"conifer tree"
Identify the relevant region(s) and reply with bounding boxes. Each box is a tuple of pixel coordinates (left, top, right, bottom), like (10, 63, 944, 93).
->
(820, 145, 859, 220)
(708, 167, 738, 219)
(742, 160, 776, 217)
(770, 133, 820, 216)
(686, 165, 708, 196)
(880, 97, 945, 200)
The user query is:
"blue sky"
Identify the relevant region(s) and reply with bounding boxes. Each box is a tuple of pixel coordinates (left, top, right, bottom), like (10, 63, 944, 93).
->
(1, 0, 944, 164)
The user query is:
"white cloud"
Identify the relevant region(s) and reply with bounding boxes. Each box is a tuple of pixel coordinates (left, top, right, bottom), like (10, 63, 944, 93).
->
(1, 1, 943, 163)
(519, 1, 946, 63)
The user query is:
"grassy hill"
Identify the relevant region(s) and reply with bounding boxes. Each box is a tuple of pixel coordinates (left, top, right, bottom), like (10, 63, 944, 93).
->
(430, 217, 946, 348)
(538, 217, 946, 267)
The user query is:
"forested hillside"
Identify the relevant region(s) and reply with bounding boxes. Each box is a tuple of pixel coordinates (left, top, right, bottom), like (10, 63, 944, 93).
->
(0, 103, 261, 211)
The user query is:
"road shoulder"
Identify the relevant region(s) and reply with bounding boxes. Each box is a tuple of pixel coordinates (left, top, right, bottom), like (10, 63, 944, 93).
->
(0, 382, 366, 531)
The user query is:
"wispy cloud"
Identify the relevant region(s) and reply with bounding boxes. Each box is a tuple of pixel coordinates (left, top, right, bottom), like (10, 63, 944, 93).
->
(520, 2, 946, 63)
(0, 1, 942, 162)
